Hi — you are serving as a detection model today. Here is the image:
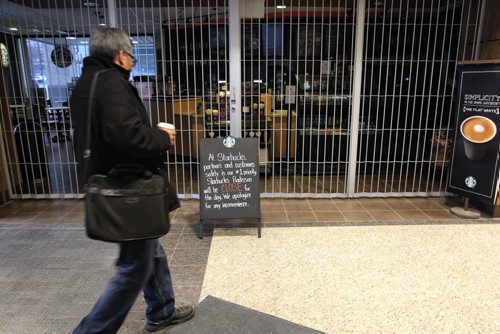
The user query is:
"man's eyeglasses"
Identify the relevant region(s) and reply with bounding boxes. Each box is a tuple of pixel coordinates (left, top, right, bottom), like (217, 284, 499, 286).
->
(123, 51, 137, 66)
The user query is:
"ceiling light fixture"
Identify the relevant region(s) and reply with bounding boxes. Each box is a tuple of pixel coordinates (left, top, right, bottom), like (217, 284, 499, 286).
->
(83, 2, 98, 7)
(277, 5, 286, 9)
(99, 23, 106, 26)
(66, 36, 76, 40)
(8, 27, 18, 31)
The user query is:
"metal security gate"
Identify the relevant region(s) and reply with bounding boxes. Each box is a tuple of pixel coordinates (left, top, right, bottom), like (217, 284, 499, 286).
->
(0, 0, 487, 199)
(354, 0, 486, 197)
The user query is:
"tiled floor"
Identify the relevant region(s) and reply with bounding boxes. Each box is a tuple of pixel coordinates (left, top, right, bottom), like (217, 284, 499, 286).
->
(0, 197, 497, 333)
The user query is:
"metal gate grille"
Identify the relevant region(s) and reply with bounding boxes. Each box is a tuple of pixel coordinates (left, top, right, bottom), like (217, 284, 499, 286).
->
(356, 0, 483, 197)
(0, 0, 486, 199)
(154, 1, 229, 199)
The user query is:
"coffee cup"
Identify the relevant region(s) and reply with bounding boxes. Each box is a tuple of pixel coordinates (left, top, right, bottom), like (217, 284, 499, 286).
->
(157, 122, 175, 131)
(460, 115, 497, 161)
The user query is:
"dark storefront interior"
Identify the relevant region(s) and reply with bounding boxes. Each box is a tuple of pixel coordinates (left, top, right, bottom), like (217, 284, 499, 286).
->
(0, 0, 494, 200)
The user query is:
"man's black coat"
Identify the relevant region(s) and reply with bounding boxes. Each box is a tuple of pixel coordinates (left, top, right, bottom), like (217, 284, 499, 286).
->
(71, 56, 171, 186)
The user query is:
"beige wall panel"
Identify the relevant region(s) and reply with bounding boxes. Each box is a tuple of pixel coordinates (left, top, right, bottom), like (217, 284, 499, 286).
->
(485, 1, 500, 40)
(484, 41, 500, 60)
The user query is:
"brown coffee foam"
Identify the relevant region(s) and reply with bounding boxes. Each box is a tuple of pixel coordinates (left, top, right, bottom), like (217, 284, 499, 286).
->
(462, 117, 496, 142)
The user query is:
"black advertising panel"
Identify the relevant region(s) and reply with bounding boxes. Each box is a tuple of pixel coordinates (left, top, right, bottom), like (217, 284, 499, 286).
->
(199, 137, 260, 220)
(448, 63, 500, 204)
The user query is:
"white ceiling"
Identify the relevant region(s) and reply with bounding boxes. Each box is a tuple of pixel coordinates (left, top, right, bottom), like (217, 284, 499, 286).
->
(0, 0, 231, 36)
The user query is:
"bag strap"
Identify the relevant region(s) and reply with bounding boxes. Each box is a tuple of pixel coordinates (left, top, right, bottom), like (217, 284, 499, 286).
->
(82, 69, 113, 181)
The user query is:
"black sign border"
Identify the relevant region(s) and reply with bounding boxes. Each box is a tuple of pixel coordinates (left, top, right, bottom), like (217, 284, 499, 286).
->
(448, 68, 500, 201)
(199, 137, 261, 220)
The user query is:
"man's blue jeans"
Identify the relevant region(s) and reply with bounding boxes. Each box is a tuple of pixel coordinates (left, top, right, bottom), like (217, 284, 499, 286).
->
(73, 239, 175, 333)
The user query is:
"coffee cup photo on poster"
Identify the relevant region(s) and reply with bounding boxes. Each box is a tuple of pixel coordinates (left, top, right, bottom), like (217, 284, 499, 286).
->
(460, 115, 497, 161)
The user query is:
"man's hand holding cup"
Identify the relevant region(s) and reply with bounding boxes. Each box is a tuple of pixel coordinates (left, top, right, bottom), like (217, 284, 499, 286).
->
(157, 122, 176, 146)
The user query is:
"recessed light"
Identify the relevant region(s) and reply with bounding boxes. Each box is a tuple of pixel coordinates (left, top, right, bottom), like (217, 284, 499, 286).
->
(132, 40, 139, 44)
(8, 27, 18, 31)
(83, 2, 98, 7)
(66, 36, 76, 40)
(80, 41, 89, 44)
(253, 79, 263, 83)
(277, 5, 286, 9)
(98, 23, 106, 26)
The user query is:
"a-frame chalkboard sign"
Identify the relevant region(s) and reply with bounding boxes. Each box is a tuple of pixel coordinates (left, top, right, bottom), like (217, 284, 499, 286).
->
(199, 137, 261, 238)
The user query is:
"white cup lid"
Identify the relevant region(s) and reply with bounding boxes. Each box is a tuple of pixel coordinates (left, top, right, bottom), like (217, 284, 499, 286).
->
(157, 122, 175, 130)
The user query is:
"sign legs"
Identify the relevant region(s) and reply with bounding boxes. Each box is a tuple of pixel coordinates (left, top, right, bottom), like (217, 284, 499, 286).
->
(197, 218, 261, 239)
(449, 197, 481, 219)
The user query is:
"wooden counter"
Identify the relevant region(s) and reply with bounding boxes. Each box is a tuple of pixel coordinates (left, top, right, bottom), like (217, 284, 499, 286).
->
(148, 98, 297, 161)
(148, 98, 204, 160)
(268, 110, 296, 160)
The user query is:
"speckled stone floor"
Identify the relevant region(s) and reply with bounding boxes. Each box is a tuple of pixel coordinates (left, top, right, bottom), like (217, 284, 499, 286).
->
(0, 197, 499, 333)
(200, 224, 500, 333)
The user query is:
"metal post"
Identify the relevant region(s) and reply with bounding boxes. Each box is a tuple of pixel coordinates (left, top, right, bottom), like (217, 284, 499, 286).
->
(228, 0, 242, 137)
(107, 0, 117, 28)
(347, 0, 366, 197)
(474, 0, 487, 60)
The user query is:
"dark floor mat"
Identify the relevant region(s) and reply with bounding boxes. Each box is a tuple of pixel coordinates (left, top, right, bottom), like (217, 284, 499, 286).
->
(166, 295, 324, 334)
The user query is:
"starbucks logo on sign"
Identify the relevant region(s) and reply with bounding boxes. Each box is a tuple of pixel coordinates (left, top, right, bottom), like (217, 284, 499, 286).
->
(0, 43, 10, 67)
(465, 176, 477, 189)
(223, 136, 235, 148)
(51, 45, 73, 68)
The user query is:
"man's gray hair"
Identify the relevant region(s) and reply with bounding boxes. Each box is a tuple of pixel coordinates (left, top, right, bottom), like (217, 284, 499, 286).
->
(89, 27, 132, 60)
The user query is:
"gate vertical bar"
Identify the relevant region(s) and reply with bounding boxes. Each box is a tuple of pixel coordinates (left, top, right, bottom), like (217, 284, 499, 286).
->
(107, 0, 118, 28)
(228, 0, 241, 138)
(347, 0, 366, 197)
(474, 0, 486, 60)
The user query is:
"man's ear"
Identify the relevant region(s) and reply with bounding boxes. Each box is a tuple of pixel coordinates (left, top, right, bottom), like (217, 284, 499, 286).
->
(113, 51, 125, 67)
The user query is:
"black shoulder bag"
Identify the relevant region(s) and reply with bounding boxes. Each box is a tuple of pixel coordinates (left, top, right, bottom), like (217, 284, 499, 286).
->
(83, 70, 176, 242)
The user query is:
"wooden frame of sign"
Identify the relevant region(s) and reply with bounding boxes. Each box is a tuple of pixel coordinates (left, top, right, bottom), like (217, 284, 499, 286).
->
(199, 137, 261, 238)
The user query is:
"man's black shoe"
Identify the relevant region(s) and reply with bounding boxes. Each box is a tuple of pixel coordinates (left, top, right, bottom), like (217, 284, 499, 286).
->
(144, 305, 195, 332)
